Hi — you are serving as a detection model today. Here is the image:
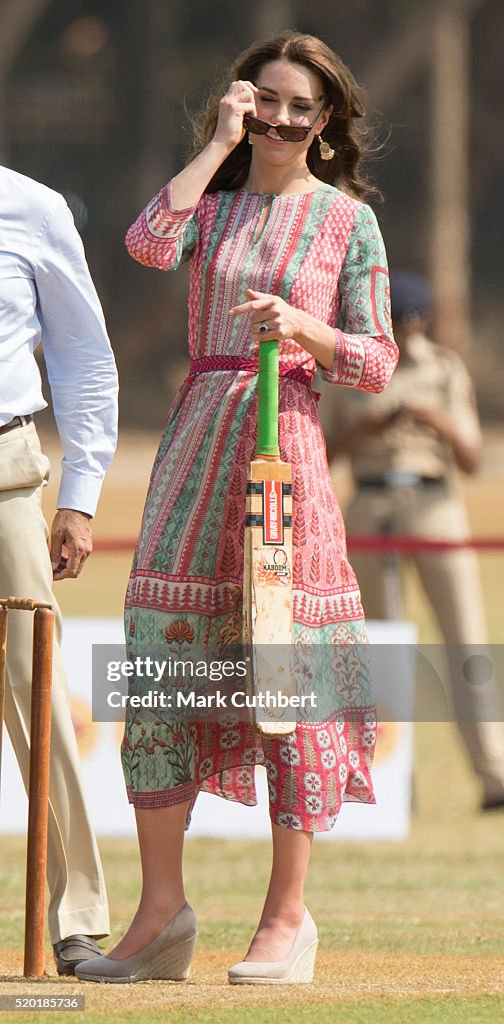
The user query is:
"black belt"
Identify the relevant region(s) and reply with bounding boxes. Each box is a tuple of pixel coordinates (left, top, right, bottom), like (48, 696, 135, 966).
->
(357, 474, 446, 489)
(0, 415, 33, 437)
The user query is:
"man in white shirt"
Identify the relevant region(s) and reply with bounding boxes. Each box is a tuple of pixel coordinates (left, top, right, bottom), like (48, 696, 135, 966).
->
(0, 165, 118, 974)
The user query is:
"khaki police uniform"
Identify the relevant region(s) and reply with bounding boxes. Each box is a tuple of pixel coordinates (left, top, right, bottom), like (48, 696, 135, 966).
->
(330, 332, 504, 802)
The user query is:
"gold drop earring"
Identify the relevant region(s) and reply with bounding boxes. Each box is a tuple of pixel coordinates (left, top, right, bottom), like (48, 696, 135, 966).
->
(318, 135, 335, 160)
(248, 132, 254, 145)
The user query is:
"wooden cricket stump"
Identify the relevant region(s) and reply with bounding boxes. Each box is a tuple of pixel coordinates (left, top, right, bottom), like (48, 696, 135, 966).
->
(0, 597, 54, 978)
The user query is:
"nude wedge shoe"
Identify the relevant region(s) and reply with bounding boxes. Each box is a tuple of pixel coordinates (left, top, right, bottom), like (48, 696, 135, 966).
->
(75, 903, 197, 983)
(228, 907, 318, 984)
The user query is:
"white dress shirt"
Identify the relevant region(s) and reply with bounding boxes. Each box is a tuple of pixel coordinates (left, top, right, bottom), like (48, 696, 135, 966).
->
(0, 165, 118, 516)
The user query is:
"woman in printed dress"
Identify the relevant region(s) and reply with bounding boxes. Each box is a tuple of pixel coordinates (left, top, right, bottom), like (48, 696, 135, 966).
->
(76, 31, 397, 985)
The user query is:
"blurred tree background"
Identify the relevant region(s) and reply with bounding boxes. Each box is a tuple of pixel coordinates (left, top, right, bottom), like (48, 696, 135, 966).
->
(2, 0, 503, 425)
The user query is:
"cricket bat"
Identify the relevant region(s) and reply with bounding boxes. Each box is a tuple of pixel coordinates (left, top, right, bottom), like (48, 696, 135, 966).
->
(242, 340, 296, 736)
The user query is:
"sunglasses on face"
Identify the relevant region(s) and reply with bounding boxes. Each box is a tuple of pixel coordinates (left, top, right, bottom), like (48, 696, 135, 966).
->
(243, 100, 327, 143)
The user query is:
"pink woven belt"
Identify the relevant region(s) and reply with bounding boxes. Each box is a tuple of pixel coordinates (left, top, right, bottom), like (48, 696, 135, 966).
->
(188, 355, 317, 391)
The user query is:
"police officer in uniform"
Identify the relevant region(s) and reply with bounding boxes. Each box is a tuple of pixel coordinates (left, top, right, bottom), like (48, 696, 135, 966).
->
(326, 271, 504, 811)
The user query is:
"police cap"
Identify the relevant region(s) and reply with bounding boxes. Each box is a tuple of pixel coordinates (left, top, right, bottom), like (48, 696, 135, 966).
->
(389, 271, 433, 322)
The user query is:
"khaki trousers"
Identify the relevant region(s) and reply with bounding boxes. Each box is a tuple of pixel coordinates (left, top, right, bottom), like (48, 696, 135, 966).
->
(0, 422, 109, 942)
(346, 482, 504, 799)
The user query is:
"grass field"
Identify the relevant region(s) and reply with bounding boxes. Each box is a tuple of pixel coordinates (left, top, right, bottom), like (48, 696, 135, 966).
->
(1, 719, 504, 1022)
(1, 428, 503, 1022)
(37, 426, 504, 643)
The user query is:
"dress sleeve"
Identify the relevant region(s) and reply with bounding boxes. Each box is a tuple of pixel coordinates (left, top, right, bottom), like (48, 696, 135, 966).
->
(322, 204, 398, 393)
(124, 181, 199, 270)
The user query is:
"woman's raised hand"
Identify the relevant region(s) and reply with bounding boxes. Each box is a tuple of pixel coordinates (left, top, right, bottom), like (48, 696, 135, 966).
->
(213, 81, 258, 150)
(169, 81, 258, 210)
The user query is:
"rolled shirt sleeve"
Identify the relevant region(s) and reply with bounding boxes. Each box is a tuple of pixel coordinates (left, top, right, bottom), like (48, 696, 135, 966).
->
(35, 196, 118, 516)
(322, 205, 398, 394)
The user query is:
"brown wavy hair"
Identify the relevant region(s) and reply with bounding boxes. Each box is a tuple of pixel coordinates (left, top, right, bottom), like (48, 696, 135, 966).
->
(188, 31, 377, 199)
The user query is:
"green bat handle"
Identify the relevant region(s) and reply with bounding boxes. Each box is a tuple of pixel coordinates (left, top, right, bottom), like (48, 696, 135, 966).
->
(256, 340, 280, 458)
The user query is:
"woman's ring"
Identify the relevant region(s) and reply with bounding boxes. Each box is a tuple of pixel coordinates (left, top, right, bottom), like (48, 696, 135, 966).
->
(258, 322, 268, 334)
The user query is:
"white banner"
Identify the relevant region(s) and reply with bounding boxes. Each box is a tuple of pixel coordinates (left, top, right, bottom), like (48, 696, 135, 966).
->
(0, 619, 416, 841)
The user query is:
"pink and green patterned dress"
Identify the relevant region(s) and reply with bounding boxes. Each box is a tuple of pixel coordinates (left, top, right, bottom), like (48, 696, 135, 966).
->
(122, 181, 397, 832)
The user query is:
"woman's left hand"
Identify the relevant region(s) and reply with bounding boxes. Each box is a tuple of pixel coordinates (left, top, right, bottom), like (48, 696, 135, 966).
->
(228, 289, 300, 341)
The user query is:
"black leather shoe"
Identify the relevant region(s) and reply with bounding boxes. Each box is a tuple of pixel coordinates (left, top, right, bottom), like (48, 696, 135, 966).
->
(53, 935, 104, 976)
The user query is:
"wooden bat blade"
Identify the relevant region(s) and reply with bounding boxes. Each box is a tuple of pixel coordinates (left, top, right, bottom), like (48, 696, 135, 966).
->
(243, 458, 295, 736)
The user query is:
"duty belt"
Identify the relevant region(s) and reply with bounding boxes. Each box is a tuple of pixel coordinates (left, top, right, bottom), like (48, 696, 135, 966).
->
(356, 471, 446, 489)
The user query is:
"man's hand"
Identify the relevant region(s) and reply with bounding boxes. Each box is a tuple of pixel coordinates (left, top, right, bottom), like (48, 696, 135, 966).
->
(50, 509, 92, 581)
